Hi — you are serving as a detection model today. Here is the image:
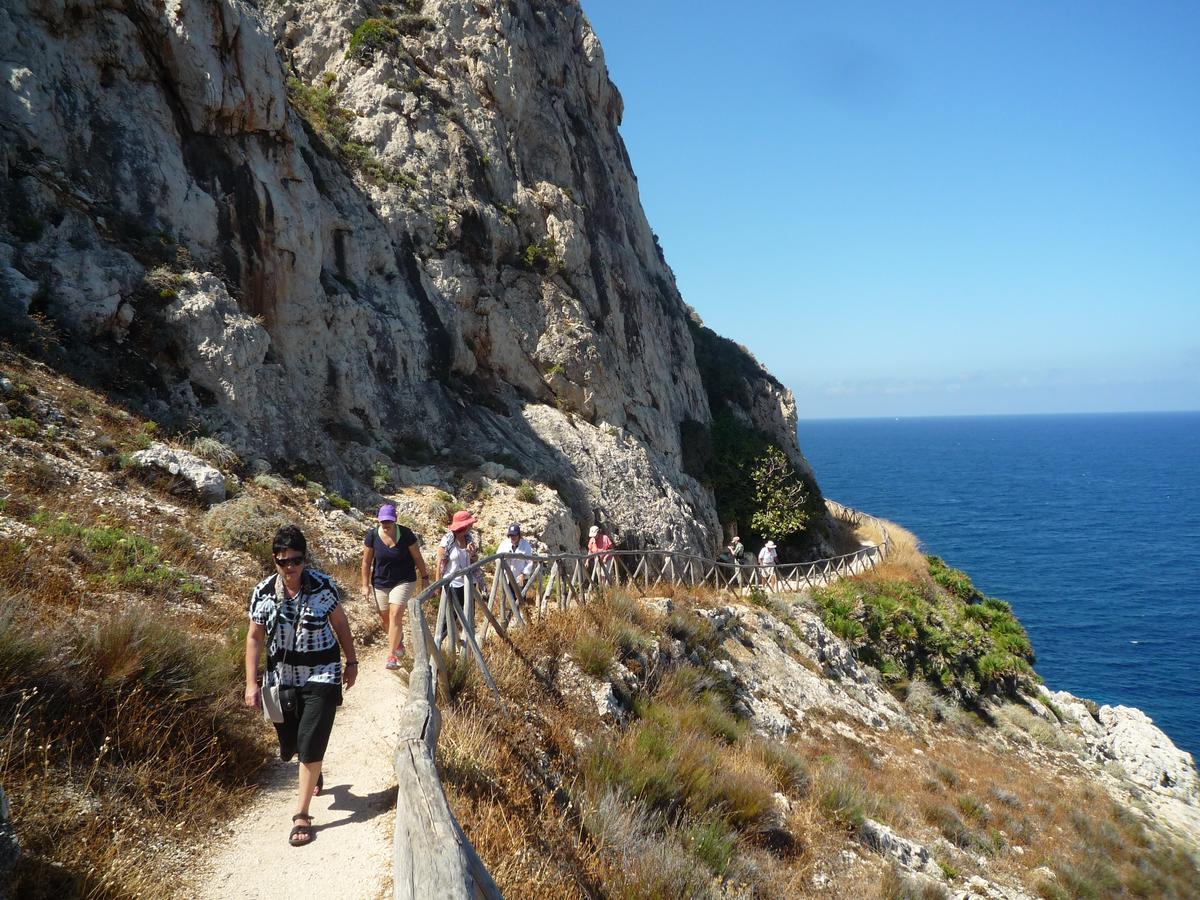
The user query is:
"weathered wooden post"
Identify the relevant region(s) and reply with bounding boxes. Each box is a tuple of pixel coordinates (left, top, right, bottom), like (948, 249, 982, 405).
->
(393, 594, 501, 899)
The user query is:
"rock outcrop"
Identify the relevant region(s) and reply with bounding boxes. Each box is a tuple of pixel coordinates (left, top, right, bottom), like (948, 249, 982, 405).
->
(0, 0, 815, 551)
(130, 442, 227, 506)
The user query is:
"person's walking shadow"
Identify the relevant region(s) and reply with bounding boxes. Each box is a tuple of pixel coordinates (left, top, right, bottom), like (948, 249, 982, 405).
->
(312, 783, 396, 833)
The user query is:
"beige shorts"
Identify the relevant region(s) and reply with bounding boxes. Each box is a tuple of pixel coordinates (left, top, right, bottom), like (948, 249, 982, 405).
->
(372, 581, 415, 612)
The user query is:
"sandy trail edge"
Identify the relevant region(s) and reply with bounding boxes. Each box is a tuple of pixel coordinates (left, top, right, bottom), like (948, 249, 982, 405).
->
(186, 646, 404, 900)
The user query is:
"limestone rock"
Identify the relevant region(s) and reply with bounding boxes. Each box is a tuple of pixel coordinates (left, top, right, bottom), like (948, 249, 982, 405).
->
(129, 442, 226, 506)
(715, 606, 907, 736)
(593, 681, 622, 720)
(1043, 687, 1199, 804)
(859, 818, 943, 880)
(0, 0, 819, 551)
(1098, 704, 1199, 802)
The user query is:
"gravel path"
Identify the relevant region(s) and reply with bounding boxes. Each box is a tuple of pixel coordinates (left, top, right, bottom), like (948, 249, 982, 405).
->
(187, 646, 403, 899)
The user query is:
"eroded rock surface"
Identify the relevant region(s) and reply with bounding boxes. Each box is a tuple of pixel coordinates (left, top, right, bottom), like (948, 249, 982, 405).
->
(0, 0, 815, 550)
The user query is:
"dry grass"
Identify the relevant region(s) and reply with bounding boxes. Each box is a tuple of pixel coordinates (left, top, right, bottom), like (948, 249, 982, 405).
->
(854, 515, 926, 579)
(0, 347, 380, 895)
(0, 606, 270, 898)
(434, 574, 1200, 899)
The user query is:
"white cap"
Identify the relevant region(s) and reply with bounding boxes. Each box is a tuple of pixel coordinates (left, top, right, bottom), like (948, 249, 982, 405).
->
(588, 525, 600, 537)
(764, 540, 776, 549)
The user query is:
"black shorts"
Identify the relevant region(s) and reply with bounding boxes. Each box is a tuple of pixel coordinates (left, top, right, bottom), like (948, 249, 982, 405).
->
(274, 681, 342, 763)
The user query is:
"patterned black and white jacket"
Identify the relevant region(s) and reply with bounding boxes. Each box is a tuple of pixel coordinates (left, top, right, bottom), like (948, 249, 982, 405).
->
(249, 569, 344, 688)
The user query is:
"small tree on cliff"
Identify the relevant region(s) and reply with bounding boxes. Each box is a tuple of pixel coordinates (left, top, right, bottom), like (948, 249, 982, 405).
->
(749, 445, 811, 538)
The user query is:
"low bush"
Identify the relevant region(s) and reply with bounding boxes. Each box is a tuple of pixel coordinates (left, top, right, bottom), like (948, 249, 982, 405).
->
(572, 632, 616, 678)
(5, 416, 38, 438)
(521, 236, 558, 274)
(347, 17, 399, 62)
(514, 480, 537, 504)
(252, 473, 286, 492)
(190, 436, 239, 469)
(201, 497, 288, 562)
(811, 557, 1035, 702)
(30, 513, 199, 595)
(817, 762, 878, 829)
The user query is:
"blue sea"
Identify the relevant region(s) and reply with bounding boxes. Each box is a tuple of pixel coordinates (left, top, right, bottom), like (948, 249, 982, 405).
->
(799, 412, 1200, 760)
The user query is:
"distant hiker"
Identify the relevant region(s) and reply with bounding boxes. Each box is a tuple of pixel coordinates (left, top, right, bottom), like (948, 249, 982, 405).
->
(587, 524, 614, 583)
(244, 525, 357, 848)
(728, 534, 746, 586)
(729, 535, 745, 563)
(497, 523, 534, 593)
(758, 540, 778, 589)
(361, 504, 429, 670)
(436, 510, 479, 611)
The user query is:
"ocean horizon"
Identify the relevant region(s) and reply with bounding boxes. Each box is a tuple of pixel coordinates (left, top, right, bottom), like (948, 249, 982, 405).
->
(798, 410, 1200, 760)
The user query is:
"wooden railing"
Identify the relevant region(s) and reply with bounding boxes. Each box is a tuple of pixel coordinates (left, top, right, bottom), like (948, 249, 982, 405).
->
(392, 501, 888, 898)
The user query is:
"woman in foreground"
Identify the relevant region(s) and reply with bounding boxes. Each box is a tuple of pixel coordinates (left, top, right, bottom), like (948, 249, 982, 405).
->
(244, 525, 358, 847)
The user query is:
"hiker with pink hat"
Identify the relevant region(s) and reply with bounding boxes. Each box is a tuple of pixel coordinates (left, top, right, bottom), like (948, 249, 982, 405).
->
(436, 510, 479, 612)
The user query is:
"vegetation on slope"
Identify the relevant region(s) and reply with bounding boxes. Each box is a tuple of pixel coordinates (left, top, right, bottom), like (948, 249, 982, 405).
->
(0, 348, 375, 897)
(812, 556, 1036, 703)
(434, 573, 1198, 898)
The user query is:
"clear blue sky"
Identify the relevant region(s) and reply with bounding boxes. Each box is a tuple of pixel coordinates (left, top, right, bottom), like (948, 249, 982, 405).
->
(583, 1, 1200, 418)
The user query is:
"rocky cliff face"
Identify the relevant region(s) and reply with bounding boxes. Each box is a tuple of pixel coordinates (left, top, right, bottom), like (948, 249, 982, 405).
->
(0, 0, 811, 551)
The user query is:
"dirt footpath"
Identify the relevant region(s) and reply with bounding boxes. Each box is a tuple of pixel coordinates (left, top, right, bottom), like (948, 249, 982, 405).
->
(187, 646, 403, 899)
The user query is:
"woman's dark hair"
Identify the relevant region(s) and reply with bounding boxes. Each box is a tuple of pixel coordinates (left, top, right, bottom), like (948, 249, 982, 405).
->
(272, 525, 307, 558)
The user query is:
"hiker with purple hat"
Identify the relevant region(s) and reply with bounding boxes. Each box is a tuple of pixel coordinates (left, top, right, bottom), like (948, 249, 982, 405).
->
(360, 504, 429, 670)
(496, 523, 535, 592)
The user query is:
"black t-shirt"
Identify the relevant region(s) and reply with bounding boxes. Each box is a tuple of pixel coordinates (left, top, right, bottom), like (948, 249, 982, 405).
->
(364, 525, 418, 587)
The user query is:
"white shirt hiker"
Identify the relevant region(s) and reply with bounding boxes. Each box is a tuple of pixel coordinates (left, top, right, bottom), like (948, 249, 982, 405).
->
(497, 536, 535, 577)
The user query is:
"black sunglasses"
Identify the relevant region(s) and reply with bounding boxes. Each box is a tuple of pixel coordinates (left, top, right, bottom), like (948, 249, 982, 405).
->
(274, 555, 305, 568)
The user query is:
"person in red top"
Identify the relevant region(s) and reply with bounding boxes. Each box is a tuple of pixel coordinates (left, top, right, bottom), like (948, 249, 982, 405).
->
(587, 525, 614, 584)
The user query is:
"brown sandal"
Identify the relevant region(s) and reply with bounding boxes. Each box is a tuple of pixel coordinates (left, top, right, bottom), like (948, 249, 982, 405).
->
(289, 813, 314, 847)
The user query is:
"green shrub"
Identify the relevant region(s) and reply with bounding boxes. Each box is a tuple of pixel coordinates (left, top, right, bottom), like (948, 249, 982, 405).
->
(287, 77, 406, 188)
(811, 560, 1036, 702)
(685, 817, 735, 875)
(521, 236, 558, 274)
(6, 416, 38, 438)
(927, 555, 981, 601)
(127, 420, 159, 451)
(30, 515, 197, 594)
(370, 461, 392, 492)
(201, 497, 287, 558)
(664, 611, 719, 655)
(347, 18, 399, 62)
(252, 474, 286, 492)
(515, 481, 537, 503)
(748, 739, 810, 795)
(922, 802, 997, 854)
(818, 763, 876, 829)
(327, 492, 351, 512)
